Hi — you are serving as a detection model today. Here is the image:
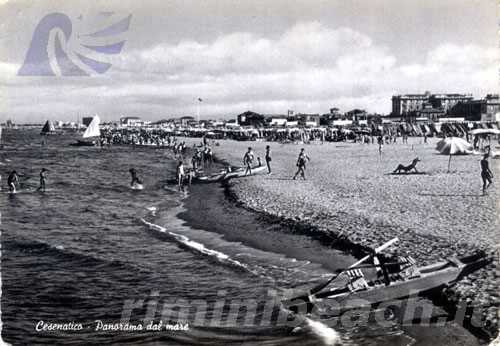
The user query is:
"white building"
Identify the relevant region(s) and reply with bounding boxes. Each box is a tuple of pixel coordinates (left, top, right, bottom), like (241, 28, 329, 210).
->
(120, 116, 142, 127)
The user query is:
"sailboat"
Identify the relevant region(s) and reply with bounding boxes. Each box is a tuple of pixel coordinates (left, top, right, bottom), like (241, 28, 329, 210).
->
(71, 115, 101, 146)
(40, 120, 56, 135)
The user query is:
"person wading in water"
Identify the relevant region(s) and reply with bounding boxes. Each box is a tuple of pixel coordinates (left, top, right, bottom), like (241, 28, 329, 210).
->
(293, 148, 310, 180)
(7, 170, 19, 193)
(129, 168, 142, 187)
(176, 161, 185, 191)
(37, 168, 48, 192)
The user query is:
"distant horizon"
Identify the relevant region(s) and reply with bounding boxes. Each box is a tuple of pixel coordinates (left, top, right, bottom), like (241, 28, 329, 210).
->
(1, 0, 497, 123)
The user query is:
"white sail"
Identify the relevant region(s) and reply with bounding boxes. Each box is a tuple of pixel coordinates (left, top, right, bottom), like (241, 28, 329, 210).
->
(41, 120, 55, 134)
(82, 115, 101, 138)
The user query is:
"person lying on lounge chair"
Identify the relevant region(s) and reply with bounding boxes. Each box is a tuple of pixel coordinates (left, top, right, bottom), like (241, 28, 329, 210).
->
(393, 158, 420, 174)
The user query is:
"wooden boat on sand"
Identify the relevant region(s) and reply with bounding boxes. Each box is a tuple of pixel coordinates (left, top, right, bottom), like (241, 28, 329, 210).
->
(283, 238, 491, 316)
(223, 165, 267, 179)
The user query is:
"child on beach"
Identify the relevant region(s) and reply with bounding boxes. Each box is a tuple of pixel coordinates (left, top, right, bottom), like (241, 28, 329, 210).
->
(293, 148, 310, 180)
(377, 135, 383, 156)
(480, 153, 493, 195)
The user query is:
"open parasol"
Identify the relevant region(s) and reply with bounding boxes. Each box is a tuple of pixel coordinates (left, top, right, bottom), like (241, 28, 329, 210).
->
(469, 128, 500, 136)
(436, 137, 473, 171)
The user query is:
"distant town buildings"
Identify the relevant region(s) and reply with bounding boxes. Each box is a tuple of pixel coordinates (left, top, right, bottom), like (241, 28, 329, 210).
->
(120, 116, 143, 127)
(296, 114, 321, 127)
(237, 111, 266, 127)
(391, 92, 499, 122)
(449, 94, 500, 122)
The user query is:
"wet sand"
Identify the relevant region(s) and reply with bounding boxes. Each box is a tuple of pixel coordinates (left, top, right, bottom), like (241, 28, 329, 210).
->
(182, 136, 499, 341)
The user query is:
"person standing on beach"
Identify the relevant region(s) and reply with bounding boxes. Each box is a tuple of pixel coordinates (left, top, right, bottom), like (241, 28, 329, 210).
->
(265, 145, 272, 174)
(480, 153, 493, 194)
(293, 148, 310, 180)
(37, 168, 48, 192)
(243, 147, 254, 176)
(377, 135, 383, 156)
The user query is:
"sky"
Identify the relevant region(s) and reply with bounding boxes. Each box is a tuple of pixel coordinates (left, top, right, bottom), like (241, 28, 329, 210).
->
(0, 0, 498, 123)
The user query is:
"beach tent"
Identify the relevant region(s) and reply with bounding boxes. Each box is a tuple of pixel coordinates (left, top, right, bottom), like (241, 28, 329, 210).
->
(436, 137, 473, 171)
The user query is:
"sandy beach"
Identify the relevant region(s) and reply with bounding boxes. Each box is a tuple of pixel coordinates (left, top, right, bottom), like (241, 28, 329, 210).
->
(183, 136, 499, 339)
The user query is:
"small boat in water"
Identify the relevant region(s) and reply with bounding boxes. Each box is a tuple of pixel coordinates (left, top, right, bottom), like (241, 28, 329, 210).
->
(283, 238, 491, 316)
(40, 120, 56, 135)
(71, 115, 100, 147)
(192, 171, 227, 184)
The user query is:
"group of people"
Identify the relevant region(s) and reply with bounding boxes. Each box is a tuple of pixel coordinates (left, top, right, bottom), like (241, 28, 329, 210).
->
(241, 146, 311, 180)
(1, 168, 48, 193)
(3, 139, 494, 195)
(242, 145, 273, 176)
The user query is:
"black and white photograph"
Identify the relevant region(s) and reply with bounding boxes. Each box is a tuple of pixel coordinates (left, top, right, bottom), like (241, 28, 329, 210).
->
(0, 1, 498, 345)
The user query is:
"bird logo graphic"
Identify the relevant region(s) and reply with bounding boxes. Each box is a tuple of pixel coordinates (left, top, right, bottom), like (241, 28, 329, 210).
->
(18, 12, 131, 76)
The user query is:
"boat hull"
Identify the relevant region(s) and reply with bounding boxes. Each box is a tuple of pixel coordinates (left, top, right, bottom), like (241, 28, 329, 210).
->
(193, 173, 226, 184)
(224, 165, 267, 179)
(283, 254, 490, 316)
(70, 140, 96, 147)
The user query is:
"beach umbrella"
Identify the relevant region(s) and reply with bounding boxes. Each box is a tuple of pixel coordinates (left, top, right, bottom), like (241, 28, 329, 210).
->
(470, 128, 500, 136)
(436, 137, 473, 171)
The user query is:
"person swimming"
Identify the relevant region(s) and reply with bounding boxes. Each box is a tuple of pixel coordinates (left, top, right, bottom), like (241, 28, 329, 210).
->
(480, 153, 493, 194)
(129, 168, 142, 187)
(37, 168, 48, 192)
(7, 170, 19, 193)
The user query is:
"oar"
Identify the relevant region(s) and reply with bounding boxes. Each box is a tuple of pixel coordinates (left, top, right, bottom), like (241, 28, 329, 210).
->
(308, 237, 399, 296)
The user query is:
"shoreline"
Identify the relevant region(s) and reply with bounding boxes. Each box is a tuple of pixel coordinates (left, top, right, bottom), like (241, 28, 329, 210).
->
(222, 179, 495, 342)
(175, 159, 484, 346)
(178, 136, 498, 342)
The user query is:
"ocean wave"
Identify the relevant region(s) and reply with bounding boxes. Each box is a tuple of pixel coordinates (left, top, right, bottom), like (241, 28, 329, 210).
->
(140, 218, 251, 272)
(304, 318, 341, 346)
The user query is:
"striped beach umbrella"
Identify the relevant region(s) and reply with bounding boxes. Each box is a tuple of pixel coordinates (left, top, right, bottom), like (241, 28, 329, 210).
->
(436, 137, 473, 171)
